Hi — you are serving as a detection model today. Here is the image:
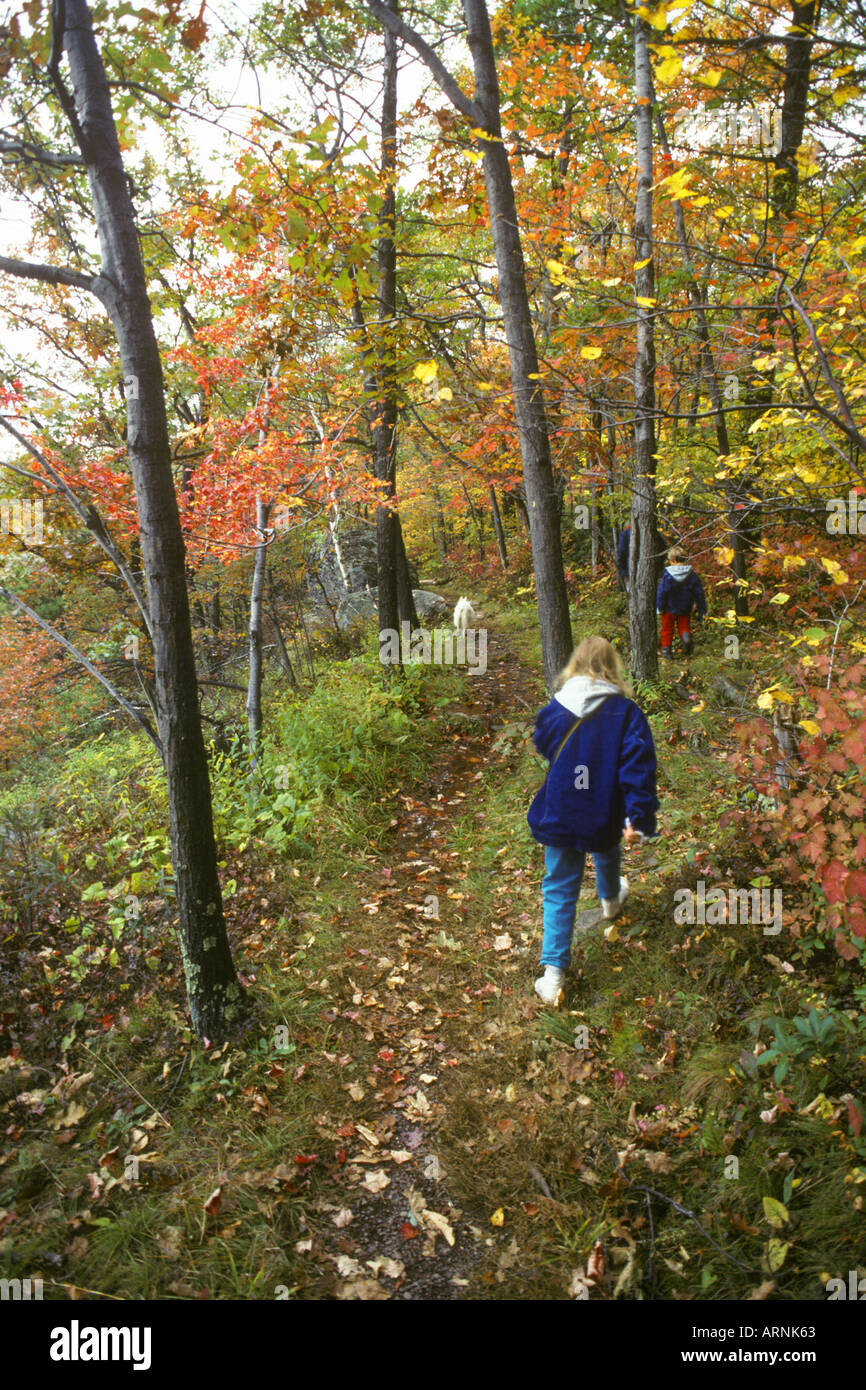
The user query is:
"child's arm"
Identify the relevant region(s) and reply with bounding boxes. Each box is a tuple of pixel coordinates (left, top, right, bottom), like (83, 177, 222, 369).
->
(656, 573, 667, 613)
(618, 706, 659, 838)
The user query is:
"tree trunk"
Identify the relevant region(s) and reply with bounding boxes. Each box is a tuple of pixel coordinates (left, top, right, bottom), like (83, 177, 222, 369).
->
(61, 0, 242, 1039)
(628, 16, 659, 681)
(395, 516, 419, 627)
(463, 0, 572, 688)
(489, 484, 508, 570)
(246, 496, 271, 760)
(372, 3, 401, 648)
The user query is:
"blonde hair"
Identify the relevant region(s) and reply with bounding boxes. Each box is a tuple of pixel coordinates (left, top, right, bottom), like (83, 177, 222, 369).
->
(556, 636, 631, 696)
(667, 545, 686, 564)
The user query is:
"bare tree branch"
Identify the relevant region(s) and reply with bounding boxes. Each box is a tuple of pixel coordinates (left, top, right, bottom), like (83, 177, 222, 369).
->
(0, 413, 154, 640)
(0, 253, 97, 293)
(0, 584, 163, 755)
(0, 138, 86, 167)
(364, 1, 483, 126)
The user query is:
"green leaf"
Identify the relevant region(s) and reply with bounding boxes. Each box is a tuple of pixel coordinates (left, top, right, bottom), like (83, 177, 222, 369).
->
(762, 1196, 790, 1227)
(767, 1237, 789, 1272)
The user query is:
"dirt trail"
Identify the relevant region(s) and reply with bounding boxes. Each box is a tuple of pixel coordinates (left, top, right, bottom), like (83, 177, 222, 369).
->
(296, 625, 542, 1299)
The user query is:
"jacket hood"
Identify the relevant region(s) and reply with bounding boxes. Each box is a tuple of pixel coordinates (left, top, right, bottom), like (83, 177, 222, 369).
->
(666, 564, 692, 581)
(555, 674, 622, 719)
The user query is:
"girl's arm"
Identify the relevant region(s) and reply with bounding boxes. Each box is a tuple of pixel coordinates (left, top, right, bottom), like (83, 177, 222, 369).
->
(619, 706, 659, 837)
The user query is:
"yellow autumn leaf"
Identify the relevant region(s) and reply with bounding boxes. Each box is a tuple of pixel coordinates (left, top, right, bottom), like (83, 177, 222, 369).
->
(634, 257, 652, 268)
(851, 236, 866, 254)
(716, 546, 734, 565)
(694, 68, 723, 87)
(820, 557, 848, 584)
(413, 360, 438, 384)
(490, 1207, 505, 1227)
(637, 3, 670, 30)
(477, 381, 492, 392)
(798, 720, 820, 737)
(636, 295, 657, 307)
(580, 346, 603, 360)
(654, 55, 682, 85)
(713, 205, 734, 218)
(832, 85, 860, 106)
(689, 699, 706, 714)
(689, 196, 709, 207)
(437, 387, 453, 402)
(769, 592, 790, 605)
(602, 277, 623, 286)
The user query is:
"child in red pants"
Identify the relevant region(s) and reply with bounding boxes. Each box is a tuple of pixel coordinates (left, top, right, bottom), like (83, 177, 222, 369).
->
(656, 546, 707, 657)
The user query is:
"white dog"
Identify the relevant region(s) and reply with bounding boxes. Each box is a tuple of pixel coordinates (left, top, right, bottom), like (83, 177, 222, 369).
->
(453, 596, 478, 630)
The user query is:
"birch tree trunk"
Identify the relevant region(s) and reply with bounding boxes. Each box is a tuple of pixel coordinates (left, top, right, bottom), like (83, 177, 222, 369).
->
(60, 0, 243, 1039)
(247, 496, 272, 760)
(629, 15, 660, 681)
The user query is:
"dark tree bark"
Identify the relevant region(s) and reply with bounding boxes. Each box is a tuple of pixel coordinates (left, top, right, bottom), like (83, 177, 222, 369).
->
(395, 516, 419, 628)
(628, 16, 659, 680)
(366, 0, 573, 689)
(489, 485, 508, 570)
(371, 3, 401, 648)
(49, 0, 242, 1039)
(773, 1, 821, 220)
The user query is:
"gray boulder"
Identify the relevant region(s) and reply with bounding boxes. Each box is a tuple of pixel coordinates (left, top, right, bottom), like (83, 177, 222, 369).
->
(308, 524, 418, 607)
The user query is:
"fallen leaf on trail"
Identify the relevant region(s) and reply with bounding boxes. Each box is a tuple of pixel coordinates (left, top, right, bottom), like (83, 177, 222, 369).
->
(367, 1256, 405, 1279)
(332, 1208, 354, 1228)
(490, 1207, 505, 1227)
(748, 1280, 777, 1300)
(345, 1083, 365, 1103)
(336, 1279, 389, 1300)
(203, 1186, 223, 1218)
(401, 1222, 419, 1240)
(643, 1151, 673, 1174)
(53, 1100, 87, 1130)
(403, 1129, 423, 1150)
(493, 932, 513, 951)
(295, 1237, 313, 1253)
(362, 1169, 390, 1194)
(336, 1254, 364, 1278)
(355, 1123, 379, 1146)
(388, 1149, 414, 1164)
(423, 1208, 455, 1245)
(157, 1227, 184, 1259)
(587, 1240, 605, 1280)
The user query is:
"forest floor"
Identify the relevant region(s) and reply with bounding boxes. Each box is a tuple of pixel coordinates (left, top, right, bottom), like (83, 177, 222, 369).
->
(1, 585, 864, 1300)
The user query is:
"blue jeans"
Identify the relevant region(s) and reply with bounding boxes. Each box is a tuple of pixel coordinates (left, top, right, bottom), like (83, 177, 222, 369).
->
(540, 843, 622, 970)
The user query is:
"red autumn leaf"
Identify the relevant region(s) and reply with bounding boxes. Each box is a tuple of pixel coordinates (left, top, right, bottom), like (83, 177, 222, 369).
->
(613, 1069, 626, 1088)
(293, 1153, 317, 1167)
(203, 1185, 223, 1218)
(401, 1222, 419, 1240)
(587, 1240, 605, 1281)
(847, 1098, 863, 1138)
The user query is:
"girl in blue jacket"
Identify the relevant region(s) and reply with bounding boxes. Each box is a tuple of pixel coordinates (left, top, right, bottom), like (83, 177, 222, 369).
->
(527, 636, 658, 1005)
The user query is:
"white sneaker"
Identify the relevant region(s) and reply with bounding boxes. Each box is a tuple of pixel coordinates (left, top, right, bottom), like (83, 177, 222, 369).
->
(601, 876, 629, 920)
(534, 966, 565, 1006)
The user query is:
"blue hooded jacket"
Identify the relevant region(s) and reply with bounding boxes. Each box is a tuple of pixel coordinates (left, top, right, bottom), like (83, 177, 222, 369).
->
(656, 563, 707, 617)
(527, 676, 659, 852)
